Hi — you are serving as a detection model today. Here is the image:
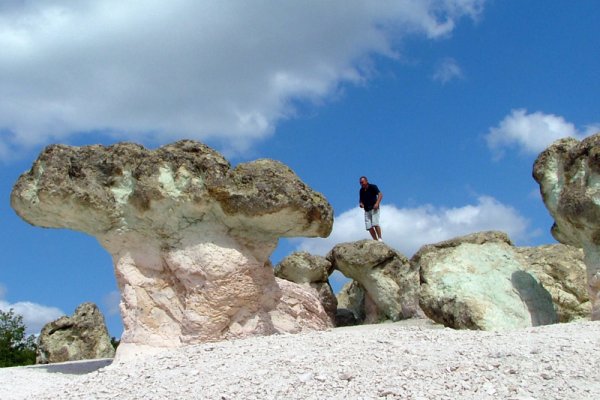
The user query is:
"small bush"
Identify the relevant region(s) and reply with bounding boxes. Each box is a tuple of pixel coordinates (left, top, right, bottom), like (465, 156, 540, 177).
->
(0, 309, 37, 367)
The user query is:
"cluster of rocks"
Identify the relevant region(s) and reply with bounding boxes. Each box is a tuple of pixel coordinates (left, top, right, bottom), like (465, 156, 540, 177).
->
(11, 134, 600, 362)
(275, 231, 590, 331)
(274, 133, 600, 330)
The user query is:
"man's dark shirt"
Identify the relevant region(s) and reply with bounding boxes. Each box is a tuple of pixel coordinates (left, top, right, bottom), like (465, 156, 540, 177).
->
(359, 184, 380, 212)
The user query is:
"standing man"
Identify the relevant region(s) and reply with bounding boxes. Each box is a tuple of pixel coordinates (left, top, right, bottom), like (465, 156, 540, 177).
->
(359, 176, 383, 241)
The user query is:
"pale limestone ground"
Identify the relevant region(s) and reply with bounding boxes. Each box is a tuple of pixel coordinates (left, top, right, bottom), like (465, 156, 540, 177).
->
(1, 320, 599, 400)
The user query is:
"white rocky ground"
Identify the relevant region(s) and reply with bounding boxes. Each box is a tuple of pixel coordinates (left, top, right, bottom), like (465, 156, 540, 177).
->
(1, 320, 599, 399)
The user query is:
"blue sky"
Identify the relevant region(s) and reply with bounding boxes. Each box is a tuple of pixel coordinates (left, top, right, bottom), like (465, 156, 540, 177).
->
(1, 1, 599, 338)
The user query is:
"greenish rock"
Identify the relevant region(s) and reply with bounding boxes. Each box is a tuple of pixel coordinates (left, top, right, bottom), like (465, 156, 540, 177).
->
(414, 231, 557, 330)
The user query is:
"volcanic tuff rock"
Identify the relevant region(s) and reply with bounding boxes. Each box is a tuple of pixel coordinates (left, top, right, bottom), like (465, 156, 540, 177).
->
(335, 280, 384, 324)
(11, 141, 334, 360)
(327, 240, 420, 322)
(274, 252, 337, 324)
(517, 244, 590, 322)
(274, 251, 332, 284)
(533, 133, 600, 320)
(36, 303, 114, 364)
(414, 231, 558, 330)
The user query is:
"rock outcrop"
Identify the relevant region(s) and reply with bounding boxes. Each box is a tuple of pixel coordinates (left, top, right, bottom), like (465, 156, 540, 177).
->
(36, 303, 115, 364)
(517, 244, 590, 322)
(274, 252, 337, 323)
(335, 280, 384, 324)
(533, 134, 600, 320)
(414, 231, 557, 330)
(274, 252, 332, 284)
(327, 240, 420, 322)
(12, 141, 334, 360)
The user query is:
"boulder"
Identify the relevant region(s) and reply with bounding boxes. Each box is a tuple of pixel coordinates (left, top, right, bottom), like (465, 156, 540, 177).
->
(37, 302, 115, 364)
(274, 251, 332, 284)
(336, 280, 367, 323)
(533, 133, 600, 320)
(310, 283, 338, 324)
(414, 231, 557, 330)
(274, 252, 337, 324)
(266, 279, 334, 334)
(336, 280, 385, 324)
(517, 244, 590, 322)
(327, 240, 419, 321)
(11, 141, 334, 360)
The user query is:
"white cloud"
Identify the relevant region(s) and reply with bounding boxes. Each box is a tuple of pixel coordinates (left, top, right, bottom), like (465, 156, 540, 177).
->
(295, 196, 529, 257)
(486, 109, 599, 158)
(0, 1, 484, 157)
(0, 299, 65, 336)
(432, 58, 464, 84)
(104, 290, 121, 316)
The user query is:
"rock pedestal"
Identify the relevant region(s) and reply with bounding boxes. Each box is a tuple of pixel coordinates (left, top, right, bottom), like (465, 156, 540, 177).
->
(12, 141, 334, 360)
(533, 134, 600, 320)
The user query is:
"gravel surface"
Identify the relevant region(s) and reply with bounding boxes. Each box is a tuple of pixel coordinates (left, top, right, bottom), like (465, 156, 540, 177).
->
(1, 320, 599, 399)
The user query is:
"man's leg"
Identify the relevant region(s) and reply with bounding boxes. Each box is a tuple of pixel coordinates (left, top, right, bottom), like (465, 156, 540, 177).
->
(371, 209, 382, 240)
(374, 225, 382, 240)
(368, 227, 378, 240)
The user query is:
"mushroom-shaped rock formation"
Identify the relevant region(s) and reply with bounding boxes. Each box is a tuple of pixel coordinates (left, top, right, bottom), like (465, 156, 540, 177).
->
(533, 134, 600, 320)
(327, 240, 420, 321)
(11, 141, 334, 360)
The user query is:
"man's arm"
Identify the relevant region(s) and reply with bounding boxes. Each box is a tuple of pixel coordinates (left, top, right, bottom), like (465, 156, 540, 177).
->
(374, 192, 383, 210)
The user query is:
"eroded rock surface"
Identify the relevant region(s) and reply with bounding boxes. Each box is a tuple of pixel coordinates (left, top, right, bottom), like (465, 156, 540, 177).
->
(327, 240, 420, 321)
(414, 231, 557, 330)
(274, 252, 337, 323)
(37, 303, 115, 364)
(12, 141, 334, 360)
(274, 251, 332, 284)
(533, 134, 600, 320)
(335, 280, 386, 324)
(517, 244, 590, 322)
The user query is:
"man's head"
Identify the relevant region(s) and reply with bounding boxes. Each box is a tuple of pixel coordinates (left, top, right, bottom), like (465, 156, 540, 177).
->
(359, 176, 368, 189)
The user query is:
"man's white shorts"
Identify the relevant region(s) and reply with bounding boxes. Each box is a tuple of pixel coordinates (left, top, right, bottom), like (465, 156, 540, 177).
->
(364, 209, 380, 230)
